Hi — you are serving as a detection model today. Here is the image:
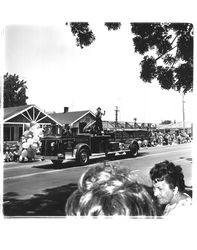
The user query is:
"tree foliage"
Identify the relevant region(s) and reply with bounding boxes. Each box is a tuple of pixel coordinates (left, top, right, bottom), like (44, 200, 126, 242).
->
(69, 22, 96, 48)
(105, 22, 121, 31)
(67, 22, 193, 93)
(4, 73, 28, 108)
(131, 23, 193, 93)
(67, 22, 121, 49)
(160, 120, 172, 125)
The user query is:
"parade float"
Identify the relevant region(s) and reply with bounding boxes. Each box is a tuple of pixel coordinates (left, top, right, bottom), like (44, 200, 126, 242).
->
(18, 121, 44, 162)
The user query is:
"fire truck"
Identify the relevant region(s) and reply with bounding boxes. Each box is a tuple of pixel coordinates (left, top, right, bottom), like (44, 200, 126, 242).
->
(40, 129, 140, 166)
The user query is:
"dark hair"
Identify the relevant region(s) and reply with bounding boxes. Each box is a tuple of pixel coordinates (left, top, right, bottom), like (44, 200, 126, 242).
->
(65, 164, 157, 217)
(149, 160, 185, 192)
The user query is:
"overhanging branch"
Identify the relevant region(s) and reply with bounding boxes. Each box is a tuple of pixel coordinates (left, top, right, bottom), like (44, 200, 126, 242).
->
(156, 45, 177, 61)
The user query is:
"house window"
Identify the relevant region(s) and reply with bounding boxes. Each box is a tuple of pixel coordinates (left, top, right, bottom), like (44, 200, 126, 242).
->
(4, 127, 14, 141)
(19, 127, 23, 140)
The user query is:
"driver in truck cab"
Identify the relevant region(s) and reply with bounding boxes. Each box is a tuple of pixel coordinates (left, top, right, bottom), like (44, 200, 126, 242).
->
(62, 125, 72, 137)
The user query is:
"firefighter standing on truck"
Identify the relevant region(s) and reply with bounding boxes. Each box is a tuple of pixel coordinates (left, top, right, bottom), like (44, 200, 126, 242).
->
(95, 107, 105, 134)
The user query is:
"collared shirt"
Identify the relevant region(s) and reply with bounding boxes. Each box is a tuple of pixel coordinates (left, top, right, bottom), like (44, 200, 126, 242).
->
(163, 193, 192, 216)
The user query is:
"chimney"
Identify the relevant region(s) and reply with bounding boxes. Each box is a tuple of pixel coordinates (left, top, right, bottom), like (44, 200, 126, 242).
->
(64, 107, 69, 113)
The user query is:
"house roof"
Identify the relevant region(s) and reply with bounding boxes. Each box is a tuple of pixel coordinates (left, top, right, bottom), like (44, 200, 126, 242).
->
(4, 104, 62, 125)
(49, 110, 95, 125)
(102, 121, 116, 130)
(157, 122, 192, 130)
(4, 104, 33, 120)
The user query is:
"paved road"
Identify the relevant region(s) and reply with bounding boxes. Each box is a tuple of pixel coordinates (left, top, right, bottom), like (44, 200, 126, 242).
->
(3, 143, 192, 216)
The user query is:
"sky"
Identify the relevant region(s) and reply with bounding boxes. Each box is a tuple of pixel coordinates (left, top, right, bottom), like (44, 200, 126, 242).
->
(4, 21, 194, 125)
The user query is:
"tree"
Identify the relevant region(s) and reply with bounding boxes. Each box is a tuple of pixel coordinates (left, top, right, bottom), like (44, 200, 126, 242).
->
(160, 120, 172, 125)
(104, 22, 121, 31)
(68, 22, 96, 48)
(130, 23, 193, 93)
(67, 22, 121, 48)
(4, 73, 28, 108)
(67, 22, 193, 93)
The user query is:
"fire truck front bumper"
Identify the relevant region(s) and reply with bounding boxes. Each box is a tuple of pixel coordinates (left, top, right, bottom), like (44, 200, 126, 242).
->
(42, 154, 65, 161)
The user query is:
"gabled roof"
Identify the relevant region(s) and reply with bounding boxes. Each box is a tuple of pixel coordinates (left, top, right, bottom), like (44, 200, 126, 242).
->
(157, 122, 192, 130)
(50, 110, 95, 125)
(102, 121, 116, 130)
(4, 104, 33, 120)
(4, 104, 62, 125)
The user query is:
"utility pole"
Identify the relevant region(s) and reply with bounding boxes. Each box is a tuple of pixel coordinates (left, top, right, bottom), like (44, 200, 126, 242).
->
(182, 92, 185, 133)
(133, 117, 137, 128)
(115, 106, 119, 128)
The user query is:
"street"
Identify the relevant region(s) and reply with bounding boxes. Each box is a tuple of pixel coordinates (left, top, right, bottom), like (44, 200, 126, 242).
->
(3, 143, 192, 216)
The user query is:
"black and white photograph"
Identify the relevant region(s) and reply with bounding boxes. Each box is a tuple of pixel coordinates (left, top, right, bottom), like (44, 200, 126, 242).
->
(0, 0, 196, 249)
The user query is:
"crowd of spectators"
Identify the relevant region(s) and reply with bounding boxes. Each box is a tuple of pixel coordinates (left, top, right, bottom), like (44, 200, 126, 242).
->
(4, 142, 20, 162)
(140, 130, 192, 148)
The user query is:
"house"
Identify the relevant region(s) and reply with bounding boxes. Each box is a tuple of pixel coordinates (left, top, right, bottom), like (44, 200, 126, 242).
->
(3, 104, 62, 142)
(49, 107, 96, 135)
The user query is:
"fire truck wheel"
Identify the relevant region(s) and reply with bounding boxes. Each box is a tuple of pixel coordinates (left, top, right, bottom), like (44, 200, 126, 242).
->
(77, 148, 89, 165)
(51, 160, 63, 167)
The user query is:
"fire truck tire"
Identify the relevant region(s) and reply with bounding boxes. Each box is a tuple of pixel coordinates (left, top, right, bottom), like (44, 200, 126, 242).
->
(77, 148, 89, 165)
(51, 160, 63, 167)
